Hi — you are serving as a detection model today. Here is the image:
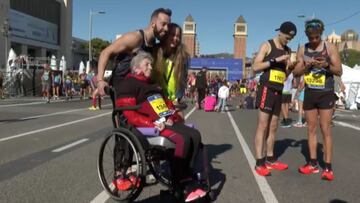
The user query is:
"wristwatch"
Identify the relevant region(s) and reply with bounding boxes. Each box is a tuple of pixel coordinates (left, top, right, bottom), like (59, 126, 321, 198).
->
(269, 58, 277, 63)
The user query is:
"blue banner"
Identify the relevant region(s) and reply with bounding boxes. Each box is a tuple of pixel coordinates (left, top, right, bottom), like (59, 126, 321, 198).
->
(190, 58, 243, 81)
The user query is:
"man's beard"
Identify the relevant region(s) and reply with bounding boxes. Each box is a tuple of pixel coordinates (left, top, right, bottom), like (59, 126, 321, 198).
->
(154, 25, 165, 41)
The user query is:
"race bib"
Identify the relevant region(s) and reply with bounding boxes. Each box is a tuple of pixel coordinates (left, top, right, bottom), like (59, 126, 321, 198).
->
(269, 69, 286, 84)
(304, 72, 325, 89)
(147, 94, 174, 117)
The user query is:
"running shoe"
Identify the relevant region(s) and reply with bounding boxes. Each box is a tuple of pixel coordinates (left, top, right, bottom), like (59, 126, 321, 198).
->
(185, 190, 200, 202)
(113, 177, 132, 191)
(321, 169, 334, 181)
(255, 165, 271, 176)
(88, 106, 96, 110)
(298, 164, 320, 174)
(280, 118, 292, 128)
(129, 175, 141, 188)
(265, 161, 288, 170)
(194, 188, 207, 198)
(293, 122, 304, 128)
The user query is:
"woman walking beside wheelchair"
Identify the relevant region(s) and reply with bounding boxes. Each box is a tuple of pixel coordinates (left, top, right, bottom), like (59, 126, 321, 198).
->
(115, 51, 206, 202)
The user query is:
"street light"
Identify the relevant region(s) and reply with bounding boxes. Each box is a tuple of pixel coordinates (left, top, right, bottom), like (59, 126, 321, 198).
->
(89, 9, 105, 63)
(1, 18, 11, 69)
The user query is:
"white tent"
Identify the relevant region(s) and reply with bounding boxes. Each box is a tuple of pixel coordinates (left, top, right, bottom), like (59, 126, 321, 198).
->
(341, 64, 360, 110)
(86, 61, 90, 74)
(59, 56, 66, 72)
(50, 55, 57, 70)
(6, 48, 17, 73)
(341, 64, 360, 83)
(79, 61, 85, 73)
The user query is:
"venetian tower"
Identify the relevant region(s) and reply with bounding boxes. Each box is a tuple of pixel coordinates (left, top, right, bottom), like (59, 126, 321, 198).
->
(183, 15, 196, 57)
(233, 15, 247, 77)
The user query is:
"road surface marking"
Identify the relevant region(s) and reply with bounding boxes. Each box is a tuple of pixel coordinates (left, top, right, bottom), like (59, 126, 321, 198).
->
(0, 112, 111, 143)
(334, 121, 360, 131)
(227, 110, 279, 203)
(52, 138, 89, 152)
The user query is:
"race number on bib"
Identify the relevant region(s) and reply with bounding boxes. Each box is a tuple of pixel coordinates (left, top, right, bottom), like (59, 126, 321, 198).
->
(269, 69, 286, 84)
(304, 73, 325, 89)
(147, 94, 174, 117)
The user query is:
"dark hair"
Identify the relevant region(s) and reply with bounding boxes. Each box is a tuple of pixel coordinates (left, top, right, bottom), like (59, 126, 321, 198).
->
(151, 8, 172, 20)
(305, 19, 325, 33)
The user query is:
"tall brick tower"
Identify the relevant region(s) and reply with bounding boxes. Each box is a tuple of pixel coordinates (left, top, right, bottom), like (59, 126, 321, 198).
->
(233, 16, 247, 78)
(183, 15, 196, 57)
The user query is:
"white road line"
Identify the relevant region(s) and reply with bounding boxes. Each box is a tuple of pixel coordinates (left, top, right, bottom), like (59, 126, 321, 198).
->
(0, 112, 111, 143)
(227, 111, 279, 203)
(90, 191, 109, 203)
(90, 105, 197, 203)
(0, 100, 65, 108)
(19, 104, 112, 120)
(52, 138, 89, 152)
(185, 106, 197, 120)
(334, 121, 360, 131)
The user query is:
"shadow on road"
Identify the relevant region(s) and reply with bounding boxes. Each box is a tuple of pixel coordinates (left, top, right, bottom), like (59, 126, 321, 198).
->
(135, 144, 231, 203)
(276, 139, 325, 168)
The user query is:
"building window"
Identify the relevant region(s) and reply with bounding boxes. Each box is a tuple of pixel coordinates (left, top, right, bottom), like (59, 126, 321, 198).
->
(185, 24, 193, 31)
(237, 25, 245, 32)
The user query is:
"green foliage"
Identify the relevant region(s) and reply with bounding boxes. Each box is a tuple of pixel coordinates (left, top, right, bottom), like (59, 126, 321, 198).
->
(83, 38, 111, 61)
(340, 49, 360, 67)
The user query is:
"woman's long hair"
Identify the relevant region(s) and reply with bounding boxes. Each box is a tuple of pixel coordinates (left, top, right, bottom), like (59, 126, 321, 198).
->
(152, 23, 190, 91)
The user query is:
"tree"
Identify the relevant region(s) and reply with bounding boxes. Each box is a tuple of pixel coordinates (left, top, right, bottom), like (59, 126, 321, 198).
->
(82, 38, 111, 61)
(340, 49, 360, 68)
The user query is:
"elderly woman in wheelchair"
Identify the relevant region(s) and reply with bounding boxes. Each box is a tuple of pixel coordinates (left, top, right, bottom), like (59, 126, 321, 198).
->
(97, 51, 207, 202)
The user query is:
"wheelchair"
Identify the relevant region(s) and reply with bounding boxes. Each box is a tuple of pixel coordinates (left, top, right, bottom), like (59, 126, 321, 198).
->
(97, 89, 214, 203)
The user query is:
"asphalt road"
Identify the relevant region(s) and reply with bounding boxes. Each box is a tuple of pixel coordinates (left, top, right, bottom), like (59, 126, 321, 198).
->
(0, 97, 359, 203)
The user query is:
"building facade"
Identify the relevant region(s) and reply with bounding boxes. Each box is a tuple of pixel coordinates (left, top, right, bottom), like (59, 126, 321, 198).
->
(326, 29, 360, 52)
(0, 0, 72, 70)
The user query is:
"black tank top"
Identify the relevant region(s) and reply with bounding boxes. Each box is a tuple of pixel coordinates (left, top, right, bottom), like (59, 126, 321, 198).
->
(260, 39, 290, 91)
(303, 41, 333, 92)
(110, 30, 153, 85)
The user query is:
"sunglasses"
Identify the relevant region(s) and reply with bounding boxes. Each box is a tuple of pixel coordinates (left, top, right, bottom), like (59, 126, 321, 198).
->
(305, 22, 323, 30)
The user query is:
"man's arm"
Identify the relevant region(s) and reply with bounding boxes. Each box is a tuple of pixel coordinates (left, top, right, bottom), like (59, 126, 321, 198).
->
(293, 46, 306, 76)
(326, 42, 342, 76)
(253, 42, 271, 72)
(97, 31, 143, 95)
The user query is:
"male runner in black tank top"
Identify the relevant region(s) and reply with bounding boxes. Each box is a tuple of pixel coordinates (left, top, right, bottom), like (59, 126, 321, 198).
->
(293, 19, 342, 181)
(252, 21, 297, 176)
(96, 8, 172, 96)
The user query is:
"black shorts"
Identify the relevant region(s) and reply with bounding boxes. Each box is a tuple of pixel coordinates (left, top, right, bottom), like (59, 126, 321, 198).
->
(281, 94, 292, 103)
(303, 90, 336, 110)
(256, 85, 282, 116)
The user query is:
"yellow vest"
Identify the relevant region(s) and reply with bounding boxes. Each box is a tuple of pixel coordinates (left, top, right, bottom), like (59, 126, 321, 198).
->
(163, 59, 176, 101)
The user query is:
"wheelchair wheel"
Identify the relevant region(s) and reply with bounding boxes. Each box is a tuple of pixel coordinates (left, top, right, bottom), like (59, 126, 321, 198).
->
(147, 148, 173, 187)
(98, 128, 147, 202)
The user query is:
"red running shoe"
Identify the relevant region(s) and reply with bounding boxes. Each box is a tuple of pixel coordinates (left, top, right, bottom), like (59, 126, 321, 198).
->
(113, 177, 132, 191)
(321, 169, 334, 181)
(255, 165, 271, 176)
(129, 175, 141, 188)
(298, 164, 320, 174)
(265, 161, 288, 170)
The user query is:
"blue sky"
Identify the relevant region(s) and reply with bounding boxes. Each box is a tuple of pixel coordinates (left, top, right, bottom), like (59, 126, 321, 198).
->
(73, 0, 360, 57)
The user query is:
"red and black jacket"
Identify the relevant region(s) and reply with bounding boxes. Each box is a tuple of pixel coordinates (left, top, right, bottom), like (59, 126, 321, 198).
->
(115, 74, 181, 127)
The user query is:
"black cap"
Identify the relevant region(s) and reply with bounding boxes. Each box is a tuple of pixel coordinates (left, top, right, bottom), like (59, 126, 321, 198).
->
(276, 21, 297, 36)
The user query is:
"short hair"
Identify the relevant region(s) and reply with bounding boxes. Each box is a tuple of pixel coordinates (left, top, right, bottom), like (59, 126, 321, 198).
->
(151, 8, 172, 20)
(130, 51, 153, 73)
(305, 19, 325, 33)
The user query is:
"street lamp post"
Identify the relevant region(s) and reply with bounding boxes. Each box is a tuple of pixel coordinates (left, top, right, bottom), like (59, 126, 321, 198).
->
(2, 18, 11, 69)
(89, 9, 105, 64)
